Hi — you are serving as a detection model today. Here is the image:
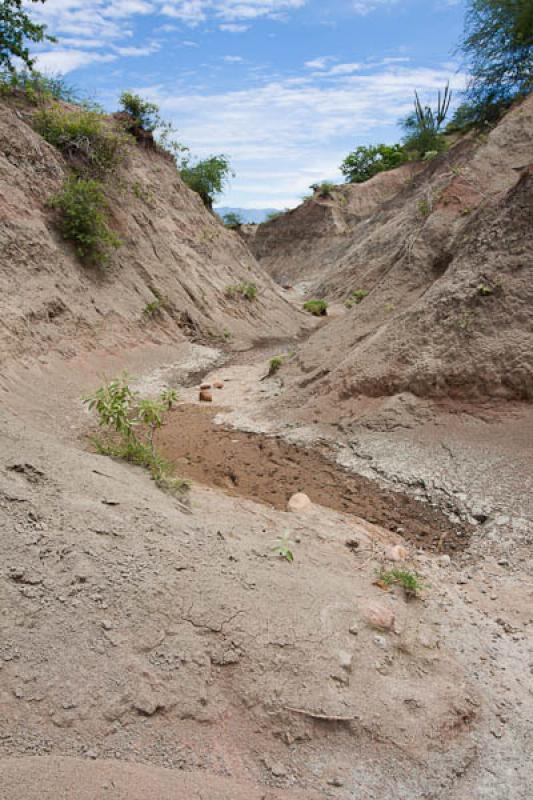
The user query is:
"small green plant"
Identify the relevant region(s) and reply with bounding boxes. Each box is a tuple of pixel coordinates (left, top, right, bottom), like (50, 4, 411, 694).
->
(384, 302, 396, 313)
(34, 103, 128, 176)
(180, 155, 233, 209)
(340, 143, 408, 184)
(458, 310, 475, 331)
(267, 355, 284, 376)
(225, 282, 257, 300)
(378, 569, 424, 599)
(222, 328, 232, 340)
(273, 533, 294, 563)
(417, 198, 432, 217)
(84, 376, 186, 496)
(350, 289, 369, 304)
(477, 283, 493, 296)
(132, 181, 155, 205)
(49, 177, 121, 267)
(303, 299, 328, 316)
(0, 68, 80, 105)
(311, 180, 336, 197)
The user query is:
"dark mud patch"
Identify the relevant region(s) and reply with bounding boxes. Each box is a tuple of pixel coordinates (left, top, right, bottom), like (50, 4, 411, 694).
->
(156, 405, 472, 554)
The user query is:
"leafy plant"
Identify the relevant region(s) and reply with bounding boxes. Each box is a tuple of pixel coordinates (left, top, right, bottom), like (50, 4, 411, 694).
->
(34, 103, 128, 176)
(273, 533, 294, 563)
(222, 211, 244, 229)
(417, 198, 432, 217)
(311, 180, 337, 197)
(0, 0, 55, 73)
(119, 91, 160, 132)
(303, 299, 328, 316)
(478, 283, 493, 296)
(378, 569, 424, 599)
(180, 155, 233, 209)
(267, 356, 284, 376)
(84, 377, 187, 495)
(341, 143, 408, 184)
(49, 177, 121, 267)
(225, 282, 257, 300)
(344, 289, 369, 309)
(0, 67, 81, 104)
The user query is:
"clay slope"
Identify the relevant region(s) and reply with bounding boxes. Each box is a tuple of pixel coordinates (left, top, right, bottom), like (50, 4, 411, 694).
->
(0, 97, 305, 368)
(248, 162, 421, 285)
(262, 94, 533, 405)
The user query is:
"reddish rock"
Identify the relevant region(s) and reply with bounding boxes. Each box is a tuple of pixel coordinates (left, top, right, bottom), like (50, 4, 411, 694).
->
(199, 390, 213, 402)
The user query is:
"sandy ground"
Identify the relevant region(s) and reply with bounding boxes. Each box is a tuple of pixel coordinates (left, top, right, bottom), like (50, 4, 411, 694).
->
(0, 337, 532, 799)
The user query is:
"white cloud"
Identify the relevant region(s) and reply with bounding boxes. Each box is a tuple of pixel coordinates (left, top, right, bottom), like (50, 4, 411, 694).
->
(139, 64, 466, 207)
(351, 0, 398, 14)
(223, 55, 244, 62)
(35, 49, 117, 74)
(114, 42, 161, 56)
(304, 56, 335, 70)
(160, 0, 307, 25)
(219, 23, 250, 32)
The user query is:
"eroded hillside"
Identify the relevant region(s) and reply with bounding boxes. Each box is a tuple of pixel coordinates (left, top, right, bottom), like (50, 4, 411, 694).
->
(250, 95, 533, 407)
(0, 96, 307, 369)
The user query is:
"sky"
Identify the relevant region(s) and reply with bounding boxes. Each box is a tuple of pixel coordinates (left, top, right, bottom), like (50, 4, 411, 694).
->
(29, 0, 467, 209)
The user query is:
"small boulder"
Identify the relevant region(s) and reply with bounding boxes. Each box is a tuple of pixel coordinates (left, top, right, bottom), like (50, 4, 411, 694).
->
(199, 390, 213, 402)
(364, 604, 395, 632)
(213, 381, 224, 389)
(287, 492, 312, 513)
(387, 544, 408, 562)
(200, 383, 211, 390)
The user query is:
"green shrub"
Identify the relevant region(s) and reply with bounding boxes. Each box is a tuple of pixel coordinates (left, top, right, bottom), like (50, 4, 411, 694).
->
(0, 67, 80, 104)
(417, 198, 432, 217)
(84, 376, 187, 497)
(341, 144, 408, 184)
(119, 91, 160, 131)
(303, 299, 328, 316)
(267, 356, 284, 376)
(311, 180, 337, 197)
(49, 177, 121, 267)
(225, 282, 257, 300)
(180, 155, 233, 209)
(33, 103, 128, 175)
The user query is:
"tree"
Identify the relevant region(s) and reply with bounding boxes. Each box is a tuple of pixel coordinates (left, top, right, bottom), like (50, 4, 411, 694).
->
(340, 143, 407, 184)
(0, 1, 54, 73)
(460, 0, 533, 107)
(180, 155, 233, 209)
(222, 211, 243, 229)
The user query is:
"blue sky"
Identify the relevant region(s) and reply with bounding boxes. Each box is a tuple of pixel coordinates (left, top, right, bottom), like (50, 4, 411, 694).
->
(30, 0, 467, 208)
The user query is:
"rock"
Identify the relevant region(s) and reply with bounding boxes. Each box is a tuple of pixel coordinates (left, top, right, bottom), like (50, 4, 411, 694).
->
(101, 619, 113, 631)
(364, 604, 395, 632)
(438, 555, 451, 567)
(213, 380, 224, 389)
(199, 389, 213, 402)
(387, 544, 408, 562)
(287, 492, 312, 513)
(339, 650, 353, 672)
(373, 635, 388, 649)
(200, 383, 211, 390)
(349, 623, 359, 636)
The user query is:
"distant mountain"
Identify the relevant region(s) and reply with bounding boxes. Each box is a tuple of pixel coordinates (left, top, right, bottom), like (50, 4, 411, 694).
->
(215, 207, 279, 225)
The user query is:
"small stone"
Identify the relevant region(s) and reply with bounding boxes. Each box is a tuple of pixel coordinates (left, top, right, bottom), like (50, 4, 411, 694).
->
(213, 381, 224, 389)
(101, 620, 113, 631)
(85, 750, 98, 760)
(328, 777, 345, 787)
(386, 544, 408, 562)
(364, 604, 395, 632)
(373, 635, 388, 649)
(200, 383, 211, 390)
(199, 389, 213, 402)
(339, 650, 353, 672)
(349, 624, 359, 636)
(438, 555, 451, 567)
(14, 688, 24, 699)
(287, 492, 312, 513)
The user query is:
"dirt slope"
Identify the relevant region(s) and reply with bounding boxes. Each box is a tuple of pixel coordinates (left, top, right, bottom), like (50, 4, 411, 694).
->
(0, 96, 306, 368)
(253, 94, 533, 405)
